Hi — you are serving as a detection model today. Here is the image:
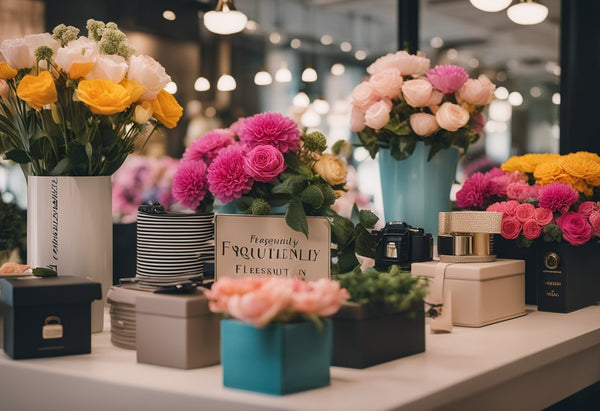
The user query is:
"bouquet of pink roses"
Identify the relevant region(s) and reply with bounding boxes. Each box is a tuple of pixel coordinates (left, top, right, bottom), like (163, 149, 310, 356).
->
(205, 276, 349, 329)
(350, 50, 494, 161)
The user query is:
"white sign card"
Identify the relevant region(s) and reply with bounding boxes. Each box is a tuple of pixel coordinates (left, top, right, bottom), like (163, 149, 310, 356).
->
(215, 215, 331, 281)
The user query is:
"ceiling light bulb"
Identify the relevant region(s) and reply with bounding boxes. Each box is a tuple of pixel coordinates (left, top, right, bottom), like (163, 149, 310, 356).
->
(320, 35, 333, 45)
(164, 81, 177, 94)
(494, 86, 509, 100)
(254, 69, 272, 86)
(269, 31, 282, 44)
(313, 98, 330, 115)
(469, 0, 512, 12)
(340, 41, 352, 52)
(301, 67, 318, 82)
(508, 91, 523, 106)
(203, 0, 248, 35)
(290, 38, 302, 49)
(355, 50, 368, 61)
(293, 92, 310, 108)
(507, 1, 548, 25)
(275, 66, 292, 83)
(162, 10, 176, 21)
(194, 77, 210, 91)
(331, 63, 345, 76)
(217, 74, 236, 91)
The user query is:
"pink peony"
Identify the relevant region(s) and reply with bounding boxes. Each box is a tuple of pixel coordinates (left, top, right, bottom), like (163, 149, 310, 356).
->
(456, 172, 490, 208)
(182, 129, 234, 165)
(515, 203, 535, 222)
(205, 277, 264, 313)
(368, 68, 403, 99)
(243, 144, 286, 182)
(534, 207, 554, 226)
(409, 113, 439, 137)
(556, 211, 592, 245)
(522, 219, 542, 240)
(290, 279, 350, 317)
(501, 216, 522, 239)
(504, 200, 520, 216)
(171, 159, 209, 210)
(507, 182, 532, 201)
(207, 145, 254, 204)
(539, 183, 579, 213)
(366, 50, 430, 76)
(577, 201, 597, 217)
(364, 100, 391, 130)
(238, 112, 301, 153)
(589, 211, 600, 234)
(427, 65, 469, 94)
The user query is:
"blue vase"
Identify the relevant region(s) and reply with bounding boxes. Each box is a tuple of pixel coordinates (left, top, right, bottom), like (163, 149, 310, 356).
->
(378, 144, 459, 237)
(220, 319, 332, 395)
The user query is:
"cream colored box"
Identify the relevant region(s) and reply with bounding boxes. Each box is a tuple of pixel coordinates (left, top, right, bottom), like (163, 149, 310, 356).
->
(411, 259, 526, 327)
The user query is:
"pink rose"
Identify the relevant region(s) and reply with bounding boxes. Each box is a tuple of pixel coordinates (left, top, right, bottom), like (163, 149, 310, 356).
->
(578, 201, 596, 217)
(364, 100, 391, 130)
(435, 102, 469, 132)
(350, 107, 366, 132)
(351, 81, 380, 111)
(501, 216, 522, 240)
(368, 68, 403, 99)
(589, 211, 600, 233)
(409, 113, 438, 137)
(205, 277, 264, 313)
(534, 207, 554, 226)
(515, 203, 535, 222)
(243, 144, 286, 182)
(291, 279, 349, 317)
(456, 75, 495, 106)
(486, 202, 505, 213)
(402, 79, 433, 108)
(556, 212, 592, 246)
(528, 184, 542, 199)
(426, 90, 444, 106)
(504, 200, 520, 216)
(367, 50, 430, 76)
(0, 79, 8, 99)
(507, 182, 532, 201)
(488, 171, 525, 197)
(226, 279, 293, 328)
(522, 219, 542, 240)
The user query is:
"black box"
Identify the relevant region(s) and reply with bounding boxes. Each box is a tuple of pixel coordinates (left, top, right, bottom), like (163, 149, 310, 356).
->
(1, 276, 101, 359)
(537, 241, 600, 313)
(494, 235, 538, 305)
(332, 302, 425, 369)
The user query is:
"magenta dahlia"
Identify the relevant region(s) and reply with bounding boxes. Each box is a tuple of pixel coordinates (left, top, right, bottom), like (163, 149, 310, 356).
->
(427, 65, 469, 94)
(456, 172, 490, 208)
(171, 160, 209, 210)
(207, 145, 254, 204)
(238, 112, 301, 153)
(182, 129, 234, 165)
(538, 183, 579, 213)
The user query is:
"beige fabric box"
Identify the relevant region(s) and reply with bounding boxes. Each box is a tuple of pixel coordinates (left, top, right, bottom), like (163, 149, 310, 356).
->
(411, 259, 526, 327)
(136, 290, 220, 369)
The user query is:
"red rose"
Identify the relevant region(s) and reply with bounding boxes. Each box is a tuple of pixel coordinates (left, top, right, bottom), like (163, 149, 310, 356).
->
(501, 216, 522, 240)
(522, 219, 542, 240)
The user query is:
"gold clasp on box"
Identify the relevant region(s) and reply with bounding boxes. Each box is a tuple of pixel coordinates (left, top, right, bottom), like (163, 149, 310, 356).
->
(42, 316, 63, 340)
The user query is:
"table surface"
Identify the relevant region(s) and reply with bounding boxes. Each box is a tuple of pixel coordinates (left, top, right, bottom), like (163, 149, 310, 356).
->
(1, 305, 600, 411)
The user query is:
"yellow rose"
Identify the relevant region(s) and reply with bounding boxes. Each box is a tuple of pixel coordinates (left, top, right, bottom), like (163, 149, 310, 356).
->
(120, 79, 145, 106)
(313, 153, 347, 186)
(533, 158, 563, 185)
(16, 70, 57, 110)
(150, 89, 183, 129)
(77, 79, 131, 115)
(0, 62, 17, 80)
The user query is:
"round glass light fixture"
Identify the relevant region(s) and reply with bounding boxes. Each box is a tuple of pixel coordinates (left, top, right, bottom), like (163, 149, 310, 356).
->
(508, 91, 523, 106)
(355, 49, 368, 61)
(290, 38, 302, 49)
(313, 98, 330, 115)
(254, 69, 272, 86)
(301, 108, 321, 128)
(203, 0, 248, 35)
(494, 86, 509, 100)
(245, 20, 258, 32)
(164, 81, 177, 94)
(301, 66, 318, 82)
(320, 34, 333, 45)
(194, 76, 210, 91)
(488, 100, 512, 122)
(469, 0, 512, 12)
(340, 41, 352, 52)
(430, 36, 443, 48)
(275, 65, 292, 83)
(292, 92, 310, 108)
(507, 0, 548, 25)
(162, 10, 176, 21)
(530, 86, 541, 98)
(331, 63, 345, 76)
(216, 74, 236, 91)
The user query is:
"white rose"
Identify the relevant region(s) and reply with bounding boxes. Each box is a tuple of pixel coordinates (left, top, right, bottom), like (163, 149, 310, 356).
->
(86, 54, 128, 83)
(127, 54, 171, 101)
(0, 38, 33, 69)
(435, 102, 470, 132)
(55, 36, 98, 74)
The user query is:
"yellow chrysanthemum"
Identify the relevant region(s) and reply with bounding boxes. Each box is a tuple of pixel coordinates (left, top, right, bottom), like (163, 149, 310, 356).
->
(0, 62, 17, 80)
(16, 71, 57, 110)
(534, 158, 563, 185)
(500, 156, 524, 173)
(150, 89, 183, 129)
(77, 79, 131, 115)
(520, 153, 561, 173)
(560, 154, 600, 181)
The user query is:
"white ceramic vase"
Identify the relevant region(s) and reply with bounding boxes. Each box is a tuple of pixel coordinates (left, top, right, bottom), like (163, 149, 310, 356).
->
(27, 176, 112, 333)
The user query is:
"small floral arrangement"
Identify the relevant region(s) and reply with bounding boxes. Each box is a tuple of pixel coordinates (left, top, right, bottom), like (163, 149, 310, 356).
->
(112, 154, 179, 223)
(456, 152, 600, 247)
(172, 112, 349, 237)
(205, 277, 349, 329)
(350, 50, 494, 161)
(0, 19, 183, 176)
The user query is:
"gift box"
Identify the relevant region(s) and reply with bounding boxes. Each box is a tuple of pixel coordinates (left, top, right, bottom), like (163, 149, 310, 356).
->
(332, 302, 425, 368)
(135, 289, 220, 369)
(0, 275, 101, 359)
(411, 259, 525, 327)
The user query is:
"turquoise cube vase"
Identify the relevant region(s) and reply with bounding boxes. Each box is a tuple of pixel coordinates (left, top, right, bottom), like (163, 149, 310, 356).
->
(220, 319, 332, 395)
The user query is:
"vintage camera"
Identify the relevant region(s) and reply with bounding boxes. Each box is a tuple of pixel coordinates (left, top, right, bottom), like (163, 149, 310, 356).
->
(374, 221, 433, 269)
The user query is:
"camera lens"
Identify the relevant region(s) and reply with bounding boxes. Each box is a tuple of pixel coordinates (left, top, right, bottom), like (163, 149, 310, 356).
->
(544, 252, 560, 270)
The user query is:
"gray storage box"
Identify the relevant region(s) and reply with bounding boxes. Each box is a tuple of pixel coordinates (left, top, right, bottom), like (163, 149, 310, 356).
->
(135, 290, 220, 369)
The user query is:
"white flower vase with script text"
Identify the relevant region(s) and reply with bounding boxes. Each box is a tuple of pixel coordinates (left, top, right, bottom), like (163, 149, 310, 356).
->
(27, 176, 112, 333)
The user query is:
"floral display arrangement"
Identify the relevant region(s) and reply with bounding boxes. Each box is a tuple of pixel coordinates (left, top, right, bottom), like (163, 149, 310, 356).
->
(350, 50, 495, 161)
(205, 276, 349, 329)
(112, 154, 179, 223)
(456, 152, 600, 247)
(0, 19, 183, 177)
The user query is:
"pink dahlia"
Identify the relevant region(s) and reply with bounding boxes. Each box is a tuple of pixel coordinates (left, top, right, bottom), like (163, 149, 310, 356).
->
(538, 183, 579, 213)
(427, 65, 469, 94)
(172, 160, 209, 210)
(182, 129, 235, 165)
(228, 117, 247, 137)
(488, 171, 525, 197)
(238, 112, 301, 153)
(456, 172, 490, 209)
(207, 145, 254, 204)
(506, 182, 532, 201)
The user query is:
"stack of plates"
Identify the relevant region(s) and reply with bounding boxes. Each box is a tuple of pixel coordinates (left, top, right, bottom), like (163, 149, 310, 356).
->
(135, 211, 215, 288)
(107, 286, 145, 350)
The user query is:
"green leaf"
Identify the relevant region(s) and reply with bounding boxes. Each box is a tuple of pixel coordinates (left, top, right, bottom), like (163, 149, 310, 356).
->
(337, 250, 360, 274)
(5, 149, 30, 164)
(331, 139, 346, 156)
(357, 128, 380, 159)
(358, 209, 379, 229)
(384, 118, 411, 136)
(354, 225, 377, 258)
(272, 175, 308, 196)
(283, 152, 313, 177)
(285, 200, 309, 237)
(389, 135, 417, 161)
(300, 184, 324, 209)
(50, 158, 70, 176)
(32, 267, 58, 277)
(329, 213, 355, 248)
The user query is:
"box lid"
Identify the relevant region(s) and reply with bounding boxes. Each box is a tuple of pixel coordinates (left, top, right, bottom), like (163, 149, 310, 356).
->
(0, 275, 102, 307)
(135, 289, 211, 318)
(411, 258, 525, 281)
(107, 285, 146, 306)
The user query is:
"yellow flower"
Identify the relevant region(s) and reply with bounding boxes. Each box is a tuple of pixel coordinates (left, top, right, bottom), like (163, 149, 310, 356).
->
(500, 156, 524, 173)
(69, 61, 95, 79)
(77, 79, 131, 115)
(313, 153, 348, 186)
(0, 62, 17, 80)
(16, 71, 57, 110)
(120, 79, 145, 106)
(150, 89, 183, 129)
(559, 154, 600, 179)
(533, 158, 563, 185)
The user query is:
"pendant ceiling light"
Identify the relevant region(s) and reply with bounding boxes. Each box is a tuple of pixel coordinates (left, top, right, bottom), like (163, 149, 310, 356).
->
(275, 64, 292, 83)
(216, 74, 236, 91)
(301, 66, 318, 82)
(254, 68, 272, 86)
(203, 0, 248, 35)
(507, 0, 548, 25)
(469, 0, 512, 12)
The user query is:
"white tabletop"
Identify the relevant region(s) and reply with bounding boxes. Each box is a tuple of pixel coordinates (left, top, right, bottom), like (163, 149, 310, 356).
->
(1, 305, 600, 411)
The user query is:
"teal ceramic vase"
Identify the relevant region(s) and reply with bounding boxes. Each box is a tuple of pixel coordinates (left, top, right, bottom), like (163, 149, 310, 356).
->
(378, 144, 459, 236)
(220, 319, 332, 395)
